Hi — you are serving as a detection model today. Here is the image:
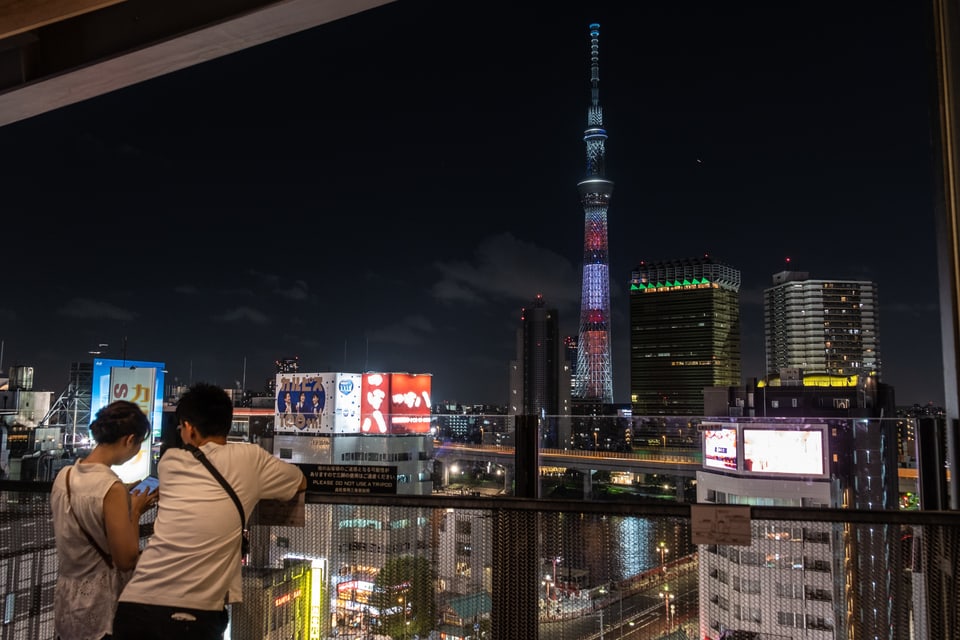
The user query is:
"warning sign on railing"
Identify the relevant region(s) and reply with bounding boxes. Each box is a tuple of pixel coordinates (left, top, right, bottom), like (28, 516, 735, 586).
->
(299, 464, 398, 495)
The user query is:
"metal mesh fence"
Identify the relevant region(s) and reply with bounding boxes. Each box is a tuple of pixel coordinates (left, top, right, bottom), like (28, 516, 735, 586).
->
(3, 485, 959, 640)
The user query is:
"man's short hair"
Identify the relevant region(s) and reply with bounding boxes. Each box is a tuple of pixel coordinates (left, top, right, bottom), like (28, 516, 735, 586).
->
(175, 382, 233, 438)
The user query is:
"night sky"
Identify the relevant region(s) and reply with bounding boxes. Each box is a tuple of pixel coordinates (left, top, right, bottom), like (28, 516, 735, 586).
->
(0, 1, 944, 407)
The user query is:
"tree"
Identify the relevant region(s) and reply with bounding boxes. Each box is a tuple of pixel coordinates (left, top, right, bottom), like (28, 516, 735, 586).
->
(371, 554, 437, 638)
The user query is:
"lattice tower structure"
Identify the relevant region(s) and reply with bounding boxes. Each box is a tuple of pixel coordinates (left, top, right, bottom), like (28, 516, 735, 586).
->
(575, 23, 614, 403)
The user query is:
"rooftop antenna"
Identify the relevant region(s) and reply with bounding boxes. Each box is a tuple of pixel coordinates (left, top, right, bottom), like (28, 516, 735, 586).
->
(589, 22, 600, 108)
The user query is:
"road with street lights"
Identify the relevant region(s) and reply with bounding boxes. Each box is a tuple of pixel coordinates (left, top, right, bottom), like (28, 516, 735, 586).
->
(540, 558, 698, 639)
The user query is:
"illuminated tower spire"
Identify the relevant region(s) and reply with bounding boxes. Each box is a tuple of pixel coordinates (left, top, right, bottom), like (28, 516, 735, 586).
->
(575, 22, 614, 403)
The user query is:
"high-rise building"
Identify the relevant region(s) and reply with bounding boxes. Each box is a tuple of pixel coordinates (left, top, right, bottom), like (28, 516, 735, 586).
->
(696, 417, 905, 640)
(629, 256, 742, 415)
(508, 295, 571, 447)
(763, 270, 881, 380)
(574, 22, 614, 404)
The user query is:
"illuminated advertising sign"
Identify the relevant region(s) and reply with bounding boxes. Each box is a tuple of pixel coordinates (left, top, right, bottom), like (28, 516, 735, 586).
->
(388, 373, 432, 434)
(332, 373, 362, 433)
(359, 373, 433, 435)
(276, 373, 364, 435)
(309, 558, 326, 640)
(275, 372, 432, 436)
(742, 428, 826, 477)
(703, 428, 737, 471)
(90, 358, 165, 483)
(91, 358, 165, 432)
(275, 373, 324, 434)
(336, 580, 375, 604)
(360, 373, 390, 434)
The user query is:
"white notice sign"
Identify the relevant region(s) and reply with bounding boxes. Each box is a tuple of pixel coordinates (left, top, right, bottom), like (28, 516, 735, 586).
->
(690, 504, 752, 546)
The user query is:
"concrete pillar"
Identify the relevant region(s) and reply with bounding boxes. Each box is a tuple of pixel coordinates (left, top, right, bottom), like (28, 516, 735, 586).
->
(515, 415, 540, 499)
(491, 509, 539, 639)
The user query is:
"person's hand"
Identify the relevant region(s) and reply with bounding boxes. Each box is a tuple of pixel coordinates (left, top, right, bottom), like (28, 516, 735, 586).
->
(129, 485, 159, 517)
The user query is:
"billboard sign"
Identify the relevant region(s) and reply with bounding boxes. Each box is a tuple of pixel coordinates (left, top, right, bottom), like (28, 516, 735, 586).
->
(742, 427, 826, 477)
(275, 373, 364, 435)
(360, 373, 390, 434)
(387, 373, 432, 434)
(276, 372, 432, 436)
(332, 373, 362, 433)
(91, 358, 165, 433)
(359, 373, 433, 435)
(702, 427, 738, 471)
(91, 358, 165, 483)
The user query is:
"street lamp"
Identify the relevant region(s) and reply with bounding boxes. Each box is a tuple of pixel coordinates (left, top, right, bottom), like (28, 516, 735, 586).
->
(398, 596, 407, 639)
(658, 585, 675, 629)
(657, 541, 669, 571)
(552, 556, 562, 598)
(618, 586, 624, 640)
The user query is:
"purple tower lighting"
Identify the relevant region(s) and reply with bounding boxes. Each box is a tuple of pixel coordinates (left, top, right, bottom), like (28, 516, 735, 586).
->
(575, 22, 614, 403)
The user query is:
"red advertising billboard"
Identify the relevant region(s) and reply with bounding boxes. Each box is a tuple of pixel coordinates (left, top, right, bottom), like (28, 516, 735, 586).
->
(360, 373, 433, 435)
(388, 373, 432, 434)
(360, 373, 390, 434)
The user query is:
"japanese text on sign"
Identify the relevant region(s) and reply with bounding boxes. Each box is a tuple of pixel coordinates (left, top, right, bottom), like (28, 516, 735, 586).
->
(300, 464, 398, 495)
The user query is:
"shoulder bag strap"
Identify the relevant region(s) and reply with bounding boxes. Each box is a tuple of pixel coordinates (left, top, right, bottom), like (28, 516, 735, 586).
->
(182, 444, 246, 531)
(64, 467, 114, 569)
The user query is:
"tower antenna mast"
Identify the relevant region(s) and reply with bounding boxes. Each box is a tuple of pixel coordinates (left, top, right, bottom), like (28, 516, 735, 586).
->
(575, 23, 615, 403)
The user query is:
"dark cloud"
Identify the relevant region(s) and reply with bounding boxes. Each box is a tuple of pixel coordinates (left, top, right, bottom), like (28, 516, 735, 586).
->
(211, 307, 270, 324)
(275, 280, 311, 301)
(57, 298, 137, 321)
(433, 233, 579, 308)
(368, 315, 435, 347)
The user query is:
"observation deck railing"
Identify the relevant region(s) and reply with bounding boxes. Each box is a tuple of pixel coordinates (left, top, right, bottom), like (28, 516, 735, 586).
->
(1, 483, 957, 640)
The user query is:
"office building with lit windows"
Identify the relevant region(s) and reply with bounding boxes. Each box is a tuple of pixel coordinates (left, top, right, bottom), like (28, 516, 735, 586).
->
(696, 418, 906, 639)
(629, 256, 742, 416)
(763, 271, 881, 380)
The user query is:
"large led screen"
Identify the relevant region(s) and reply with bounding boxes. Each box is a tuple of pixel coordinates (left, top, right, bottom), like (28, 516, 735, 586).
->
(742, 428, 826, 477)
(703, 428, 738, 471)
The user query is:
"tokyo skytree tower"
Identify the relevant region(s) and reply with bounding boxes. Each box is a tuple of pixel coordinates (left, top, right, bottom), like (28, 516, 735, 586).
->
(575, 23, 614, 403)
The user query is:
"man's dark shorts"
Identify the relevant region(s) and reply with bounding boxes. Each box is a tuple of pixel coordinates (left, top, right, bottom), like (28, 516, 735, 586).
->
(113, 602, 228, 640)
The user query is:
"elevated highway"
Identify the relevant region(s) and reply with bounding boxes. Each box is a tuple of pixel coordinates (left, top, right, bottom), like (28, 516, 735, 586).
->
(434, 442, 923, 497)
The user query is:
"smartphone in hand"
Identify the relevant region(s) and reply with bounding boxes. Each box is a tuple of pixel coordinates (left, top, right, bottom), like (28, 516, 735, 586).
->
(130, 475, 159, 495)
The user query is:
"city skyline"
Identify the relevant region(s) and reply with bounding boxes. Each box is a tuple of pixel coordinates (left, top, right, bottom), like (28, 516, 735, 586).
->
(0, 2, 943, 407)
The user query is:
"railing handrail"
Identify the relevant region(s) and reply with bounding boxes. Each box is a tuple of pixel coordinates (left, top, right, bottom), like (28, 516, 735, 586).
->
(8, 480, 955, 525)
